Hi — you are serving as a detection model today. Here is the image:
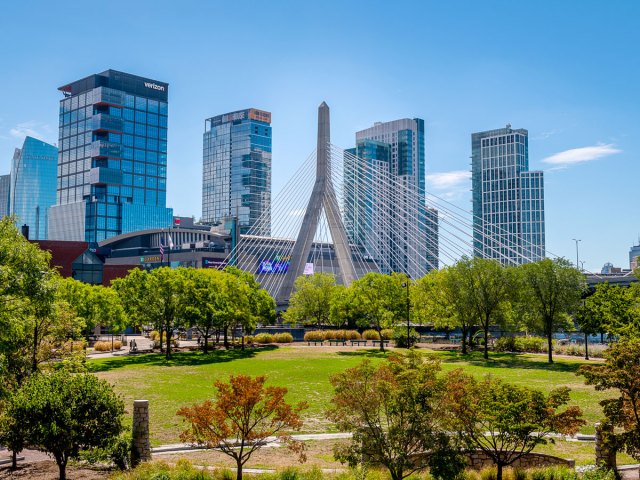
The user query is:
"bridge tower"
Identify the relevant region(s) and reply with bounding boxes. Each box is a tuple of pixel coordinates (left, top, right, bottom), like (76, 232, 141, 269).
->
(276, 102, 356, 304)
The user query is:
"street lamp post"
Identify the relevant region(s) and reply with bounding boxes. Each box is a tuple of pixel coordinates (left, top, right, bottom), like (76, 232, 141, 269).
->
(572, 238, 582, 271)
(402, 280, 411, 348)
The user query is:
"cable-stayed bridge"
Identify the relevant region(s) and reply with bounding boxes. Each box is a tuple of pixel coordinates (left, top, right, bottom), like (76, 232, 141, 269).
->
(225, 102, 596, 304)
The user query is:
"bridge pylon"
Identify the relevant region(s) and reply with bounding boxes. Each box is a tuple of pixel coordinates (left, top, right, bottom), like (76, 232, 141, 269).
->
(276, 102, 356, 305)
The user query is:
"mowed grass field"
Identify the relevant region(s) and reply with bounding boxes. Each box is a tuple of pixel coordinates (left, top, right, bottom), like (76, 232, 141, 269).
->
(88, 346, 614, 447)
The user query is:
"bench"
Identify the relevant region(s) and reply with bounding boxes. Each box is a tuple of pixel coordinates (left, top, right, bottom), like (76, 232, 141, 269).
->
(328, 339, 347, 346)
(350, 340, 368, 346)
(371, 340, 390, 347)
(128, 348, 153, 355)
(307, 340, 324, 346)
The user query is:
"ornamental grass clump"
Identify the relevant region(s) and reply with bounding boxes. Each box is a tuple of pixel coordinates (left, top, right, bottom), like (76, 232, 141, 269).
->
(274, 333, 294, 343)
(303, 331, 325, 341)
(253, 333, 275, 344)
(93, 340, 122, 351)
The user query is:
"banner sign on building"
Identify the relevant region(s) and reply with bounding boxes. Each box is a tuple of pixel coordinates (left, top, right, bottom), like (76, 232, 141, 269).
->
(202, 258, 227, 269)
(303, 263, 314, 275)
(257, 255, 290, 274)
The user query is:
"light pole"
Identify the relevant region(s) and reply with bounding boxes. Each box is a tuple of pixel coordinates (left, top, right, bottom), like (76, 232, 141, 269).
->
(572, 238, 582, 271)
(402, 280, 411, 348)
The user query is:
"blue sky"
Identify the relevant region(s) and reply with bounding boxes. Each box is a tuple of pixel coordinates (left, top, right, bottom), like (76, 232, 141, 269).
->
(0, 0, 638, 272)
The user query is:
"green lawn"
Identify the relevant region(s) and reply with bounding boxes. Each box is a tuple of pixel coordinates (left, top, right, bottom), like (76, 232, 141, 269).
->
(88, 346, 614, 446)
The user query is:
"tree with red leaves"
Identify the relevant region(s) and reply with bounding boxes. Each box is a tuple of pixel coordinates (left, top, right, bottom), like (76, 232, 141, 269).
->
(177, 374, 307, 480)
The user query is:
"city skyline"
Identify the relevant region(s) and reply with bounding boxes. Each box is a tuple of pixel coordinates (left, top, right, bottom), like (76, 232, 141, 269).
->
(0, 1, 638, 272)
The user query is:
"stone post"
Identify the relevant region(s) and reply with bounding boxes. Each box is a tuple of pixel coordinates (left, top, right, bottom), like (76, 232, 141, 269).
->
(132, 400, 151, 465)
(595, 422, 616, 470)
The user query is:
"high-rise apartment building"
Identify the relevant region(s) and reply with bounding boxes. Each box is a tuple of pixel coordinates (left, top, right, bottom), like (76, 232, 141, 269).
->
(49, 69, 173, 242)
(630, 243, 640, 270)
(202, 108, 272, 235)
(345, 118, 438, 278)
(10, 136, 58, 239)
(471, 125, 545, 264)
(0, 174, 10, 217)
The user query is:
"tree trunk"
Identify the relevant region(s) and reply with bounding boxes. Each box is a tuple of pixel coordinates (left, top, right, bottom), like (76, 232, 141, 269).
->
(236, 457, 243, 480)
(496, 463, 503, 480)
(165, 325, 172, 360)
(11, 450, 17, 469)
(547, 326, 553, 363)
(56, 455, 67, 480)
(461, 325, 468, 354)
(203, 333, 210, 354)
(159, 324, 164, 353)
(483, 322, 489, 360)
(585, 332, 589, 360)
(378, 327, 385, 352)
(223, 327, 229, 349)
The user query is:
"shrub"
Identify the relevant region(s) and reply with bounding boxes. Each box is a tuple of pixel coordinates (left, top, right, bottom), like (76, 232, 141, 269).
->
(253, 333, 275, 344)
(362, 329, 380, 340)
(274, 332, 294, 343)
(149, 330, 160, 341)
(393, 327, 420, 348)
(244, 335, 254, 345)
(303, 331, 325, 341)
(345, 330, 361, 340)
(381, 328, 394, 340)
(94, 340, 122, 351)
(494, 336, 518, 352)
(152, 335, 179, 349)
(581, 468, 617, 480)
(517, 336, 547, 353)
(323, 330, 343, 340)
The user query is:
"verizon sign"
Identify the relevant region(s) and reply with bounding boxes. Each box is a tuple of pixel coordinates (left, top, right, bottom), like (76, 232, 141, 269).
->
(144, 82, 165, 92)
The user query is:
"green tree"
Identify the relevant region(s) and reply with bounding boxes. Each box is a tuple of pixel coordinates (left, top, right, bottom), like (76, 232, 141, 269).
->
(327, 351, 465, 480)
(579, 337, 640, 465)
(181, 268, 228, 353)
(350, 272, 407, 351)
(518, 258, 586, 363)
(9, 370, 125, 480)
(413, 268, 476, 354)
(450, 257, 514, 359)
(587, 283, 640, 339)
(446, 371, 584, 480)
(112, 268, 166, 349)
(283, 273, 337, 327)
(113, 267, 187, 358)
(223, 267, 275, 348)
(58, 279, 127, 335)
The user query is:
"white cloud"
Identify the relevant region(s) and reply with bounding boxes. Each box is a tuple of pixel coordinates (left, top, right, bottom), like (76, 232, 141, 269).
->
(9, 121, 52, 142)
(426, 170, 471, 189)
(542, 144, 621, 168)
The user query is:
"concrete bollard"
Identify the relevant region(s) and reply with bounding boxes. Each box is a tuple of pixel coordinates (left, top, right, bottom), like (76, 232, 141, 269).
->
(595, 422, 616, 470)
(131, 400, 151, 465)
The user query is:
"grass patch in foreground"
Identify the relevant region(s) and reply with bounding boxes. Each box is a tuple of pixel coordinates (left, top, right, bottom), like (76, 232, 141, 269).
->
(89, 347, 615, 445)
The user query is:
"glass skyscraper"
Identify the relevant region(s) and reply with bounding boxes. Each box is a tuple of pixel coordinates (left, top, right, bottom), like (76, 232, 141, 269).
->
(202, 108, 272, 235)
(345, 118, 438, 278)
(10, 137, 58, 239)
(49, 69, 173, 242)
(471, 125, 545, 264)
(0, 174, 10, 218)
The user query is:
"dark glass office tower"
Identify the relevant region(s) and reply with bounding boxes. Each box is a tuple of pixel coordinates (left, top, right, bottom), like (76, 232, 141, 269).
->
(202, 109, 272, 235)
(49, 69, 173, 242)
(0, 175, 10, 218)
(344, 118, 438, 278)
(11, 136, 58, 239)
